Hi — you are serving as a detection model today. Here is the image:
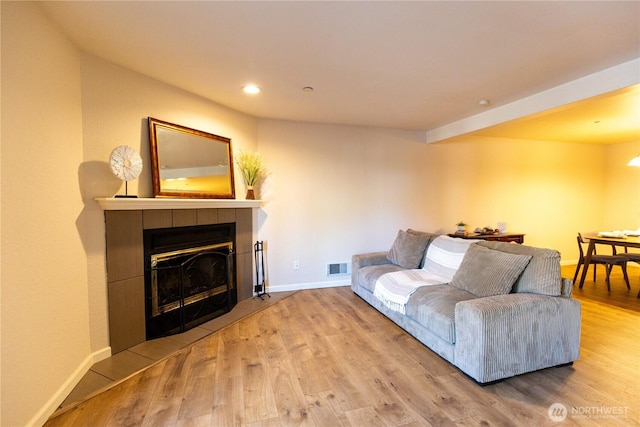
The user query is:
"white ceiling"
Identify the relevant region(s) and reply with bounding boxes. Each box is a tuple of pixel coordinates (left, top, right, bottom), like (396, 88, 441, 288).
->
(39, 1, 640, 140)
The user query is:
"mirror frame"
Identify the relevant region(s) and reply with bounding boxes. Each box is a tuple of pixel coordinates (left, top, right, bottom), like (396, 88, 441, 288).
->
(148, 117, 236, 199)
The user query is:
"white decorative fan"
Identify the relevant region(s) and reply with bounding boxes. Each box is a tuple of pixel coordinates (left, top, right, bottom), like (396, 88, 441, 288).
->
(109, 145, 143, 197)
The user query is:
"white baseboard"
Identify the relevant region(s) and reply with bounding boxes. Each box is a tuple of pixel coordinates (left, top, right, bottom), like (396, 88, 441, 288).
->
(92, 346, 113, 364)
(30, 346, 112, 427)
(265, 279, 350, 293)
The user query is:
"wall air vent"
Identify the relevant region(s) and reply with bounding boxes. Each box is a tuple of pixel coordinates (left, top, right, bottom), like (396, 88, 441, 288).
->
(327, 263, 349, 276)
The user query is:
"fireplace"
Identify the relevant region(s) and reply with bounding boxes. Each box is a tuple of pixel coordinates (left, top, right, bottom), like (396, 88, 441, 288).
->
(144, 223, 237, 339)
(100, 200, 259, 354)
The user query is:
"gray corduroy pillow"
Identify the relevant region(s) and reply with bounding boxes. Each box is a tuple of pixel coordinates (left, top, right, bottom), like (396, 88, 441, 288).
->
(406, 229, 438, 267)
(387, 229, 431, 269)
(450, 244, 532, 297)
(477, 240, 562, 296)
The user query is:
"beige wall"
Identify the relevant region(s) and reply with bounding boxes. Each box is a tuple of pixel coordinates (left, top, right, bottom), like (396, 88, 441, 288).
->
(2, 2, 638, 425)
(1, 3, 90, 426)
(257, 120, 434, 287)
(604, 141, 640, 229)
(423, 136, 608, 260)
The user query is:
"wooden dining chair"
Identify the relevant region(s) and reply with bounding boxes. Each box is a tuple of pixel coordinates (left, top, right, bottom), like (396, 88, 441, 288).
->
(620, 248, 640, 263)
(620, 249, 640, 297)
(574, 233, 630, 291)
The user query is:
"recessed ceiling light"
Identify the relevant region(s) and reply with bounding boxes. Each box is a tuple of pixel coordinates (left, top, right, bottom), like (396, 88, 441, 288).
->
(243, 85, 261, 94)
(479, 99, 490, 106)
(303, 86, 314, 92)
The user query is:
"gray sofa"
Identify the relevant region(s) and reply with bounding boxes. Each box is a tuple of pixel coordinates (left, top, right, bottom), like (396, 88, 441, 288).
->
(351, 230, 582, 384)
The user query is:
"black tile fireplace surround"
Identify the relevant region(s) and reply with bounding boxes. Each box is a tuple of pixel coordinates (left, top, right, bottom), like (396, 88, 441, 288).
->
(144, 223, 237, 339)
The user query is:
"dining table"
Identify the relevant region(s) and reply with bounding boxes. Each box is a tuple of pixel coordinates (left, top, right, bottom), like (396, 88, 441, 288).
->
(578, 232, 640, 297)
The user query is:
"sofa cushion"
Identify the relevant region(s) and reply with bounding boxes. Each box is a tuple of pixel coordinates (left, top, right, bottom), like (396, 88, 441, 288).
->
(405, 284, 477, 344)
(387, 229, 431, 269)
(422, 235, 479, 281)
(477, 240, 562, 296)
(406, 229, 439, 267)
(450, 244, 532, 297)
(356, 264, 406, 293)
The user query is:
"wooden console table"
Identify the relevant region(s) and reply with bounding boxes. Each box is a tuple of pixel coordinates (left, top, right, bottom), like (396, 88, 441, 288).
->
(448, 232, 525, 244)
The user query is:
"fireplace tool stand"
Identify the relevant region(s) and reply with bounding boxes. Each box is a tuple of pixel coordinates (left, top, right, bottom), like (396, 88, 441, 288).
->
(254, 240, 270, 300)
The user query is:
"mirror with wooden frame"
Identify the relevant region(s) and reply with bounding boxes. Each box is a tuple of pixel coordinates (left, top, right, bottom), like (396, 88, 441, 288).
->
(148, 117, 235, 199)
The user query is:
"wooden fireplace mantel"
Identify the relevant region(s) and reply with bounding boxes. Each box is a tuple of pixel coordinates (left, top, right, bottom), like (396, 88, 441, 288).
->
(96, 197, 264, 211)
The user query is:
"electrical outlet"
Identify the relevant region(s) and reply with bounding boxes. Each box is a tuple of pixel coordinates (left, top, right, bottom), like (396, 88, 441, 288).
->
(293, 260, 300, 270)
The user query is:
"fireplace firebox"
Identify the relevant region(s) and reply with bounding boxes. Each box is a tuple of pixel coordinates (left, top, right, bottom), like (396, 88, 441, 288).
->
(144, 223, 237, 339)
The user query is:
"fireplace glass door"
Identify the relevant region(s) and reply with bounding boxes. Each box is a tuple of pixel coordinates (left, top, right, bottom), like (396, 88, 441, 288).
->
(146, 241, 234, 339)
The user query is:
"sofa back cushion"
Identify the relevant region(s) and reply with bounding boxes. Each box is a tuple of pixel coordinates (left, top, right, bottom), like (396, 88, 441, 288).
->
(386, 229, 432, 269)
(477, 240, 562, 296)
(422, 235, 479, 281)
(450, 244, 532, 297)
(406, 229, 439, 267)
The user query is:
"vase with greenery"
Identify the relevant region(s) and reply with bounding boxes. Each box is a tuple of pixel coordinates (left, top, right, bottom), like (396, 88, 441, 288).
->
(235, 149, 265, 200)
(456, 221, 467, 233)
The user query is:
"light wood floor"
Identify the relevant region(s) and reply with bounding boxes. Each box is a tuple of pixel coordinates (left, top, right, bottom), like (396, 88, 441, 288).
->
(46, 266, 639, 426)
(57, 292, 296, 410)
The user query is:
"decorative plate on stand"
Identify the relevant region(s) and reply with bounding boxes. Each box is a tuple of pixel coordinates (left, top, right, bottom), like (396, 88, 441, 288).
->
(109, 145, 143, 197)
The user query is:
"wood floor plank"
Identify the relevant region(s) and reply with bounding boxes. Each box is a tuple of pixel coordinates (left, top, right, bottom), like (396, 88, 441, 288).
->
(147, 349, 191, 401)
(141, 396, 182, 427)
(305, 391, 350, 427)
(210, 376, 246, 426)
(215, 325, 244, 382)
(434, 373, 525, 426)
(295, 355, 332, 396)
(344, 405, 386, 427)
(176, 413, 212, 427)
(241, 339, 279, 423)
(263, 349, 312, 425)
(371, 362, 462, 426)
(177, 375, 216, 421)
(325, 336, 415, 426)
(317, 348, 373, 413)
(110, 359, 167, 426)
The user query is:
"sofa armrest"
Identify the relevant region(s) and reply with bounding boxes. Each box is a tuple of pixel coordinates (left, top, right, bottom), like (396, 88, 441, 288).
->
(561, 277, 573, 297)
(352, 252, 391, 271)
(454, 293, 581, 383)
(351, 252, 392, 288)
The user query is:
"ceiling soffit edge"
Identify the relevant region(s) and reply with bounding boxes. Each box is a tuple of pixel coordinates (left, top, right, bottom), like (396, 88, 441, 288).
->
(425, 59, 640, 145)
